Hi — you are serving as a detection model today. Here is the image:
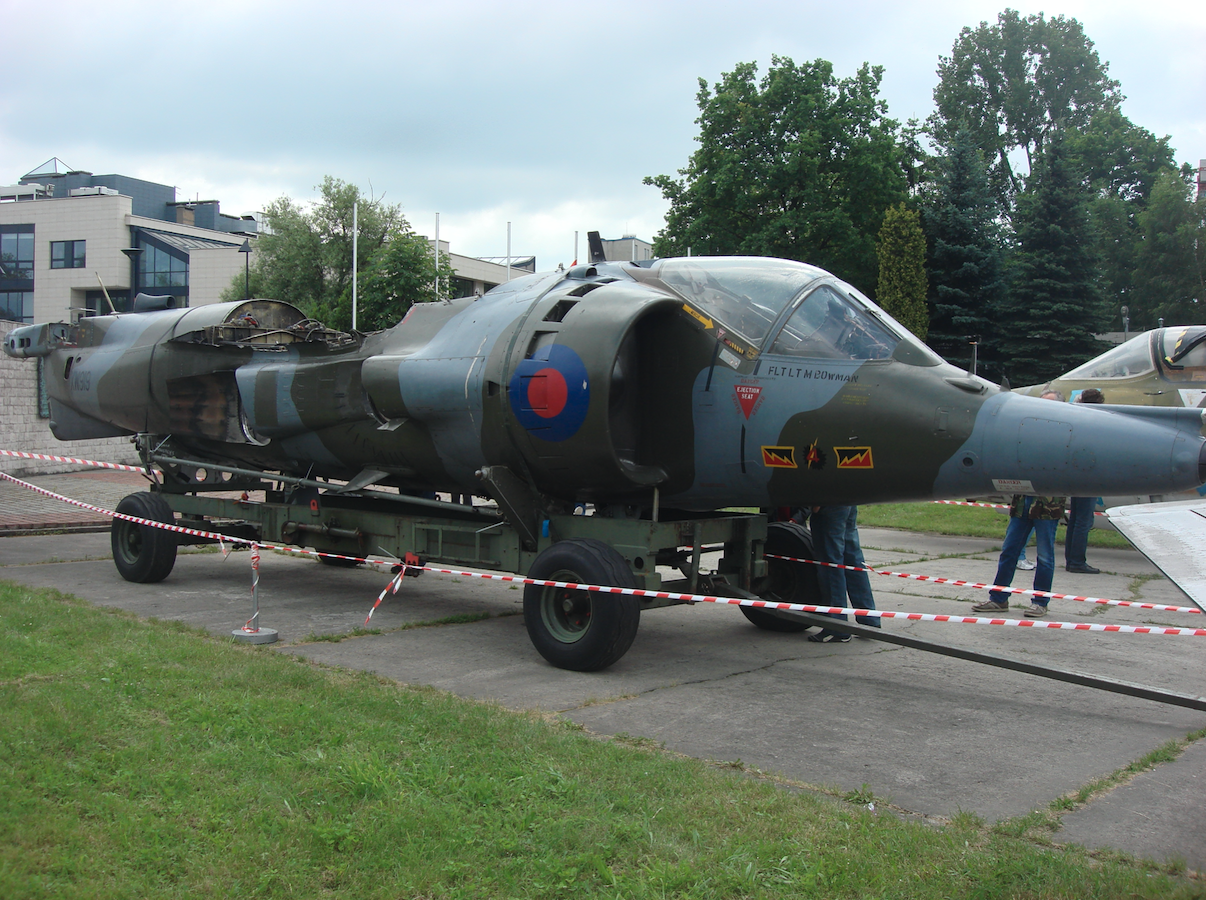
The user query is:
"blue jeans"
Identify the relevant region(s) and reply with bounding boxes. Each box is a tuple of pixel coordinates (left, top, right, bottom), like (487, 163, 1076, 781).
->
(810, 506, 879, 627)
(990, 500, 1056, 607)
(1065, 497, 1095, 567)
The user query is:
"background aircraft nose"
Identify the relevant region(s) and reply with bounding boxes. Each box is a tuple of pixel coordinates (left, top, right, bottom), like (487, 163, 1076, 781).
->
(933, 393, 1206, 500)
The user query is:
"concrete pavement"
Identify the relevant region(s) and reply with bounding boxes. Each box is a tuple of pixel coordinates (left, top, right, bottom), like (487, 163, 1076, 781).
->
(1, 469, 1203, 871)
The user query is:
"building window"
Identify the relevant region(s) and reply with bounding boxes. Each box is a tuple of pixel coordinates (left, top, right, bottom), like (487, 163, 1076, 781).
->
(85, 289, 131, 316)
(0, 291, 33, 323)
(139, 243, 188, 289)
(50, 240, 86, 269)
(0, 227, 35, 279)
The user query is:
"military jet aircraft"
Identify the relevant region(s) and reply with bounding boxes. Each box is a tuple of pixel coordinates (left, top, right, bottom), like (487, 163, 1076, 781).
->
(1018, 325, 1206, 408)
(1014, 325, 1206, 514)
(7, 257, 1206, 669)
(7, 257, 1205, 509)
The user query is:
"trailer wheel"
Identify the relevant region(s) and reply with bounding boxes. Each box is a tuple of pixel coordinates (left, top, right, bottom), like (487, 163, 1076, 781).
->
(111, 492, 178, 583)
(742, 521, 819, 633)
(317, 553, 363, 568)
(524, 539, 640, 671)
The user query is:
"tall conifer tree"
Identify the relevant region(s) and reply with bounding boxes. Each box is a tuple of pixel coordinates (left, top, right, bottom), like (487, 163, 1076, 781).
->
(876, 204, 929, 340)
(921, 131, 1003, 368)
(1001, 131, 1102, 385)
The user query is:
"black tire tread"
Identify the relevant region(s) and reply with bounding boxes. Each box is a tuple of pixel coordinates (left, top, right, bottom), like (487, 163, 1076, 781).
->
(742, 521, 819, 632)
(523, 538, 640, 671)
(111, 492, 178, 583)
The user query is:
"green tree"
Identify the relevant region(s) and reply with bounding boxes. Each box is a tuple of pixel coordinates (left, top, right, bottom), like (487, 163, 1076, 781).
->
(920, 130, 1005, 366)
(999, 131, 1102, 385)
(930, 10, 1121, 205)
(1067, 109, 1179, 323)
(1130, 170, 1206, 327)
(223, 176, 403, 316)
(1066, 108, 1176, 203)
(644, 56, 907, 295)
(875, 203, 928, 339)
(318, 228, 457, 332)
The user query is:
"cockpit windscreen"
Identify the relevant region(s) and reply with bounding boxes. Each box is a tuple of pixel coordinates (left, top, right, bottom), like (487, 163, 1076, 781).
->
(1062, 334, 1154, 380)
(769, 285, 900, 360)
(657, 258, 824, 343)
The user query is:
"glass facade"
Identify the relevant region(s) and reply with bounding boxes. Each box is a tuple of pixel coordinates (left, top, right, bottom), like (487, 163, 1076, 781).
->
(0, 291, 33, 323)
(50, 240, 86, 269)
(0, 228, 35, 279)
(138, 242, 188, 290)
(0, 224, 35, 322)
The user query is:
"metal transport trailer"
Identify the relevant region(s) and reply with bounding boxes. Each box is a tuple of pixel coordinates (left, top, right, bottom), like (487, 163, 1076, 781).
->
(109, 453, 1206, 712)
(109, 454, 817, 671)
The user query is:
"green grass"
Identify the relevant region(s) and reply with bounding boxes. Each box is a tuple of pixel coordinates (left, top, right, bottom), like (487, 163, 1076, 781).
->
(1, 580, 1201, 899)
(858, 502, 1134, 548)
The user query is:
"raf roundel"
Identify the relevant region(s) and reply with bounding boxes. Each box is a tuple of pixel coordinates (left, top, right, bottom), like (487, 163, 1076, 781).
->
(508, 344, 591, 442)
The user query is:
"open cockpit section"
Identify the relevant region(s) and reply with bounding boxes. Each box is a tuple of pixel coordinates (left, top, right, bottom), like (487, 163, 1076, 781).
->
(169, 300, 360, 350)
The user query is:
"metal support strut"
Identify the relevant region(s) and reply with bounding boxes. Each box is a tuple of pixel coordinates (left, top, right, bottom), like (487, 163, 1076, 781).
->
(786, 611, 1206, 713)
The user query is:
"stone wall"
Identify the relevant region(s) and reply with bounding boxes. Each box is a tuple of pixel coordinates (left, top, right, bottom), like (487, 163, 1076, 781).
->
(0, 319, 139, 476)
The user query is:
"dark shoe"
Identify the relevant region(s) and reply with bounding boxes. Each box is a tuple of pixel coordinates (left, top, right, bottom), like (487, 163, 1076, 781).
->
(971, 600, 1009, 613)
(1065, 564, 1100, 574)
(808, 631, 851, 643)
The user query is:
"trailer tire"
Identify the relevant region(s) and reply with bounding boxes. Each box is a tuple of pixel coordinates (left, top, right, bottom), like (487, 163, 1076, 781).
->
(111, 492, 178, 583)
(524, 539, 640, 671)
(317, 553, 363, 568)
(742, 521, 819, 633)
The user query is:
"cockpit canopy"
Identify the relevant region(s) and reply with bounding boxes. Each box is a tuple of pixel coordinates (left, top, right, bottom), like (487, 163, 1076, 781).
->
(653, 256, 938, 365)
(1062, 326, 1206, 382)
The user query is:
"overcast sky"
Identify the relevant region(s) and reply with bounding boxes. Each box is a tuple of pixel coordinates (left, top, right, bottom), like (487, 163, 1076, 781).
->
(2, 0, 1202, 271)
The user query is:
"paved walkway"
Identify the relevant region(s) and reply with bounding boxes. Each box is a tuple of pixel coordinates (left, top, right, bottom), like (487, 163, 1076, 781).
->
(2, 468, 1204, 873)
(0, 468, 152, 533)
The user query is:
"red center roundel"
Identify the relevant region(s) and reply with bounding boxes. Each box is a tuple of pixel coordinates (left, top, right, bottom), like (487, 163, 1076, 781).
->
(529, 367, 568, 418)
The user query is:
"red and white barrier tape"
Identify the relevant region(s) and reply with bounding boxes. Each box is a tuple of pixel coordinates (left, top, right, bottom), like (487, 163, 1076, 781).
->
(772, 553, 1204, 615)
(4, 463, 1203, 637)
(930, 498, 1108, 517)
(931, 499, 1010, 510)
(0, 448, 149, 474)
(402, 563, 1206, 636)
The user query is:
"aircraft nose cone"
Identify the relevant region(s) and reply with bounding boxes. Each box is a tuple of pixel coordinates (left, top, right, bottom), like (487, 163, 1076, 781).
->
(934, 393, 1206, 499)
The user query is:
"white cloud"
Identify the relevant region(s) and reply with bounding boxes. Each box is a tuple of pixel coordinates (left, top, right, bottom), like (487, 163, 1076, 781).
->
(2, 0, 1202, 269)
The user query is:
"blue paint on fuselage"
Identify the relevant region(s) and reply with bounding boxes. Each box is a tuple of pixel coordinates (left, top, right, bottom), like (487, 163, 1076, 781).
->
(676, 356, 855, 507)
(932, 392, 1205, 498)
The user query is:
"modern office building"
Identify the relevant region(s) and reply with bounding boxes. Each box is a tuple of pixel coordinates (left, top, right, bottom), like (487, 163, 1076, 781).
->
(587, 231, 653, 264)
(0, 159, 258, 324)
(1, 158, 535, 324)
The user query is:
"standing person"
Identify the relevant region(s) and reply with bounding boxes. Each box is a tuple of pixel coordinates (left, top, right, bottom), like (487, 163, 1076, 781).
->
(1065, 388, 1105, 574)
(972, 390, 1067, 618)
(808, 505, 880, 643)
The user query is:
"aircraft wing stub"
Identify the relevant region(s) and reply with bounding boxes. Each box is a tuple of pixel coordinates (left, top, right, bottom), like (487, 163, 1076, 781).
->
(1105, 500, 1206, 611)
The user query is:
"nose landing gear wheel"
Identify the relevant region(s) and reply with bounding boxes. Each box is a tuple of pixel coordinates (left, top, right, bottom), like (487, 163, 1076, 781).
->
(742, 521, 819, 632)
(523, 538, 640, 671)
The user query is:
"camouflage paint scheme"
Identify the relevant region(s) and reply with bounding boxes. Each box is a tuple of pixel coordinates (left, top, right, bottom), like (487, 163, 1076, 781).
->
(1018, 326, 1206, 409)
(7, 257, 1206, 512)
